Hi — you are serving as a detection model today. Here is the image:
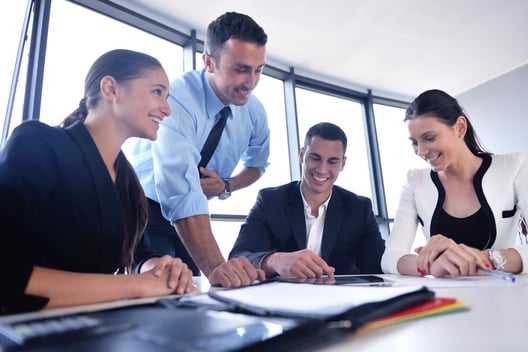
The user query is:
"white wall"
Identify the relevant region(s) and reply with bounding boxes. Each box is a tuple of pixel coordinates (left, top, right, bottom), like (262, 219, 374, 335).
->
(456, 64, 528, 154)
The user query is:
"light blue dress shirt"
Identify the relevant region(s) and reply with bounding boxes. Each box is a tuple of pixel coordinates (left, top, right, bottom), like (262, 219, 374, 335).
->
(129, 69, 270, 223)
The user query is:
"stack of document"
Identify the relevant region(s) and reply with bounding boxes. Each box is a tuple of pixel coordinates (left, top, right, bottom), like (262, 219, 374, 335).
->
(0, 280, 467, 351)
(208, 282, 432, 319)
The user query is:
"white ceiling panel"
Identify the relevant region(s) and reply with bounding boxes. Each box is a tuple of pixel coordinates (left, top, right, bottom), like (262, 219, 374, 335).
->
(111, 0, 528, 100)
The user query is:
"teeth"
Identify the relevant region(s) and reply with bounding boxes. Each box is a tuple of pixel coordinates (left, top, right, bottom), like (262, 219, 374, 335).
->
(149, 116, 162, 124)
(314, 175, 327, 182)
(427, 154, 440, 162)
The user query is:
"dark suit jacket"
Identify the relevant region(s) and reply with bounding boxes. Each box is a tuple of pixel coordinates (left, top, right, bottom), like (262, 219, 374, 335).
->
(0, 120, 136, 314)
(229, 181, 385, 275)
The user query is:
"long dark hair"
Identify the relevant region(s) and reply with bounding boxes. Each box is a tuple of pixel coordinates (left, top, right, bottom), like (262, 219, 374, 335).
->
(63, 49, 162, 270)
(404, 89, 490, 156)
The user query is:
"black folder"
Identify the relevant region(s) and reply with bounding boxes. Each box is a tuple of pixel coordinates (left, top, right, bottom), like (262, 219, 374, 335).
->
(0, 284, 434, 352)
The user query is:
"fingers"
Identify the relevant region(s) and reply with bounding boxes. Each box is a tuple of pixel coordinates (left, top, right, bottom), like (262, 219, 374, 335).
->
(151, 255, 174, 276)
(416, 235, 455, 274)
(429, 253, 465, 277)
(256, 269, 266, 282)
(209, 257, 260, 288)
(457, 244, 488, 275)
(428, 244, 486, 277)
(198, 168, 224, 197)
(173, 270, 196, 295)
(145, 256, 196, 295)
(320, 260, 335, 278)
(278, 250, 334, 279)
(198, 167, 217, 178)
(302, 256, 335, 278)
(164, 258, 196, 294)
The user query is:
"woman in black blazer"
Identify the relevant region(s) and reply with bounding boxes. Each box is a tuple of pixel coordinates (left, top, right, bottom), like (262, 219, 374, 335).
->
(0, 49, 194, 315)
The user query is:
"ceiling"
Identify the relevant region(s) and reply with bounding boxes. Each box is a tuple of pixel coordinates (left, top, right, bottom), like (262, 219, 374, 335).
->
(112, 0, 528, 101)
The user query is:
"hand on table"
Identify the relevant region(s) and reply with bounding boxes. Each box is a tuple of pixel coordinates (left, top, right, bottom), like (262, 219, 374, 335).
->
(415, 236, 489, 277)
(208, 257, 266, 288)
(142, 255, 196, 295)
(264, 249, 335, 279)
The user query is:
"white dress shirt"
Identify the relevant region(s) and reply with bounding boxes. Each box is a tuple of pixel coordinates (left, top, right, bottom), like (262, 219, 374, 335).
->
(301, 189, 332, 256)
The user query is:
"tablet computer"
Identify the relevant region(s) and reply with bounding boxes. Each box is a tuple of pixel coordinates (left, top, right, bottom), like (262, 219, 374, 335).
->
(273, 275, 394, 286)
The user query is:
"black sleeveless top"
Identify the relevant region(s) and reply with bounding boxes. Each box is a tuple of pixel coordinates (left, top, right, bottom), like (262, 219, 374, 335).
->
(436, 207, 492, 249)
(429, 154, 496, 250)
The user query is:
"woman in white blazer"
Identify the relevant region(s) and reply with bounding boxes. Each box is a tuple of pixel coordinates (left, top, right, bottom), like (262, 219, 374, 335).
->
(381, 89, 528, 277)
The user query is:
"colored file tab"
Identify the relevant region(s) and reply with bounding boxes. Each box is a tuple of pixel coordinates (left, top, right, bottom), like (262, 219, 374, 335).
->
(359, 297, 468, 331)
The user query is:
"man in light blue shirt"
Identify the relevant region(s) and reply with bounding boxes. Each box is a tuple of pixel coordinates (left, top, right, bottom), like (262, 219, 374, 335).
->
(130, 12, 269, 287)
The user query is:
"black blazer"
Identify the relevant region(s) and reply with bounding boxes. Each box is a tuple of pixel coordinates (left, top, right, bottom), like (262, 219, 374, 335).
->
(0, 121, 132, 314)
(229, 181, 385, 275)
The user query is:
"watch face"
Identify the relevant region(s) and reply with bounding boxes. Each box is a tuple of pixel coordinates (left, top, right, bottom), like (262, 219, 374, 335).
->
(218, 192, 231, 200)
(490, 250, 506, 270)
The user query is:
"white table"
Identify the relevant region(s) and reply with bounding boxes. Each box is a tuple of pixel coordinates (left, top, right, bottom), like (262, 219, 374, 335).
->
(1, 275, 526, 351)
(320, 274, 528, 352)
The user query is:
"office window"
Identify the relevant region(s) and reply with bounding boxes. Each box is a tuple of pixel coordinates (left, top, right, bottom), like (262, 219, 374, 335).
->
(374, 103, 425, 248)
(295, 87, 373, 201)
(374, 104, 425, 218)
(0, 1, 30, 142)
(39, 0, 183, 127)
(195, 52, 204, 70)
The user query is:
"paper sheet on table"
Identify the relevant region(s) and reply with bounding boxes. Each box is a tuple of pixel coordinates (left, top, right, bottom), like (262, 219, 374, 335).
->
(209, 282, 424, 318)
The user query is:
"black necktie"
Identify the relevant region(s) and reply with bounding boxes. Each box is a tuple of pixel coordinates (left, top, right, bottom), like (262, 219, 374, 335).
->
(198, 106, 231, 169)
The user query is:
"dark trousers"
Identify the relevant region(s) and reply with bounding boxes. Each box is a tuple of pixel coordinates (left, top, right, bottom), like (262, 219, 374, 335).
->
(145, 198, 201, 276)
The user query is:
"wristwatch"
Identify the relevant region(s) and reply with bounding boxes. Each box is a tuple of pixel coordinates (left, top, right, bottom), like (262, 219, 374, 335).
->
(218, 178, 231, 200)
(488, 249, 507, 270)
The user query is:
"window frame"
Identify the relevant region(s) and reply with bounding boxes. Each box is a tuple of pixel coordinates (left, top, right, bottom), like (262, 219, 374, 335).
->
(6, 0, 412, 240)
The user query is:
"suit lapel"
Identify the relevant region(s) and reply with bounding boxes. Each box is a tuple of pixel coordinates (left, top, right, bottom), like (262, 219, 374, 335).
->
(286, 182, 307, 249)
(65, 122, 124, 239)
(321, 188, 343, 260)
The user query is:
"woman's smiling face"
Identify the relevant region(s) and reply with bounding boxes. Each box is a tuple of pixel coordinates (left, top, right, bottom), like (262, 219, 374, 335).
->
(406, 114, 466, 172)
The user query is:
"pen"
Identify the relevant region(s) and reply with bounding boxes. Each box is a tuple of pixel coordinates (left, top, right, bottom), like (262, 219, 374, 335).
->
(477, 265, 516, 283)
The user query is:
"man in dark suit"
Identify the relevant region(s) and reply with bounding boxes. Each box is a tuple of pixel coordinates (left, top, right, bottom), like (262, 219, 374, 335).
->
(229, 122, 385, 278)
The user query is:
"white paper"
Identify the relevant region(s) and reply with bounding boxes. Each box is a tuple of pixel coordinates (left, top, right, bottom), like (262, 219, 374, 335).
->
(210, 282, 424, 318)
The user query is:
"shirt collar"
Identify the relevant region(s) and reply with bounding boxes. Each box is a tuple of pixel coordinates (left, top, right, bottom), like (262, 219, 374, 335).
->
(201, 69, 232, 120)
(300, 187, 332, 217)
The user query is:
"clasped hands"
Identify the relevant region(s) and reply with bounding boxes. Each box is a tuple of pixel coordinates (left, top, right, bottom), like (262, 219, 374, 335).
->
(414, 234, 490, 277)
(140, 255, 196, 296)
